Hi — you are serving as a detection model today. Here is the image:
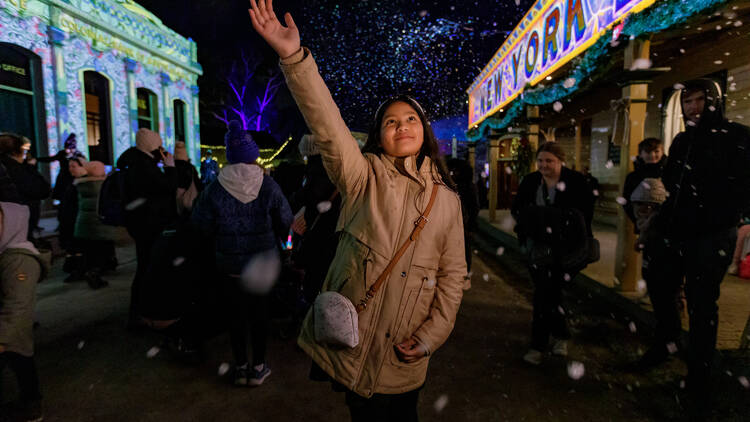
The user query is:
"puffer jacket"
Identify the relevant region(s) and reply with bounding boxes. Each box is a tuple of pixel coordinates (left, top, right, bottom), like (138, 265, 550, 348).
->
(191, 163, 293, 275)
(72, 177, 124, 241)
(281, 48, 467, 398)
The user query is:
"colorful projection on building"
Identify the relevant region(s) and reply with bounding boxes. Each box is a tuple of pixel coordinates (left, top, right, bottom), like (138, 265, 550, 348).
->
(467, 0, 656, 127)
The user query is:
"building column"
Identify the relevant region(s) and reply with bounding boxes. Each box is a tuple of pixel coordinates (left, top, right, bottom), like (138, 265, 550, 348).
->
(615, 39, 650, 292)
(467, 143, 476, 182)
(190, 84, 201, 164)
(574, 122, 582, 171)
(488, 136, 501, 222)
(526, 105, 540, 151)
(48, 26, 69, 151)
(160, 72, 172, 150)
(124, 59, 138, 147)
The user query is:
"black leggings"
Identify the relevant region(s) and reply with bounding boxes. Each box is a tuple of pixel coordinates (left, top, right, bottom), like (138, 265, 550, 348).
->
(227, 276, 269, 367)
(0, 352, 41, 403)
(529, 265, 571, 350)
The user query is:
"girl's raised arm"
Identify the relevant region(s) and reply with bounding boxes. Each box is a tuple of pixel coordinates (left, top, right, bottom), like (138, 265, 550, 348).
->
(248, 0, 368, 196)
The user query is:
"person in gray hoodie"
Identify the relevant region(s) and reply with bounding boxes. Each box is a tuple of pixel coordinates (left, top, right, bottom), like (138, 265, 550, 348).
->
(0, 201, 48, 421)
(192, 120, 293, 387)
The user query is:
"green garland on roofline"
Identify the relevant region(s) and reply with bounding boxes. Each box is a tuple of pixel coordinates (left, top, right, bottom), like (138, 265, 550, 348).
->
(466, 0, 730, 142)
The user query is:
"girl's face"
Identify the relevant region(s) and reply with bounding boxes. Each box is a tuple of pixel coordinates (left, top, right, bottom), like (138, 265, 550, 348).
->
(379, 101, 424, 158)
(537, 151, 562, 180)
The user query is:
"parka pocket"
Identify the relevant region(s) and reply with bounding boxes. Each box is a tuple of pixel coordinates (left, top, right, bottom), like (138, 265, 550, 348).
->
(392, 265, 438, 343)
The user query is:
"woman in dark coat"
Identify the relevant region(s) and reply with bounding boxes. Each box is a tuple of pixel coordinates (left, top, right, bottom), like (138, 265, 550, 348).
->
(511, 142, 594, 366)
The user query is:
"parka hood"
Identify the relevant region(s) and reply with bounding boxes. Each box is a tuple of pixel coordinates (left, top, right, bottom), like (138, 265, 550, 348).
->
(0, 201, 38, 255)
(218, 163, 264, 204)
(681, 78, 725, 130)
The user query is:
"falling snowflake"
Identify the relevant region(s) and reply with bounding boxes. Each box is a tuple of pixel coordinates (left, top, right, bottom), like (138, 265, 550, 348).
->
(628, 322, 637, 333)
(680, 379, 686, 389)
(218, 363, 231, 376)
(482, 273, 490, 281)
(505, 166, 513, 175)
(496, 247, 505, 256)
(553, 101, 563, 112)
(592, 189, 600, 197)
(172, 256, 185, 267)
(605, 160, 614, 169)
(630, 58, 652, 70)
(615, 197, 628, 206)
(146, 346, 160, 358)
(77, 340, 85, 350)
(739, 376, 750, 389)
(500, 215, 516, 232)
(316, 201, 333, 213)
(673, 83, 685, 90)
(546, 226, 553, 234)
(558, 306, 565, 315)
(556, 181, 566, 192)
(240, 251, 281, 295)
(125, 198, 147, 211)
(714, 60, 723, 65)
(718, 250, 727, 257)
(563, 78, 576, 89)
(563, 273, 571, 282)
(433, 394, 449, 412)
(734, 20, 743, 27)
(567, 361, 585, 380)
(636, 279, 647, 292)
(666, 342, 678, 354)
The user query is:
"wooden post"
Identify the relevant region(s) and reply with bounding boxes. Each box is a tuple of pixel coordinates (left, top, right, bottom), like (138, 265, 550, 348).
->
(574, 123, 582, 171)
(527, 106, 540, 151)
(615, 39, 650, 292)
(488, 137, 501, 222)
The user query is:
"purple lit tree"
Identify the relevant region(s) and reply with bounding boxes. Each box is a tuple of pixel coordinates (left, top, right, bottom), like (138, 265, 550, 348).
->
(213, 51, 284, 133)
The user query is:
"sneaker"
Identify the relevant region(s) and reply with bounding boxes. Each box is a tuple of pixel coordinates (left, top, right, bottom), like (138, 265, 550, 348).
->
(728, 263, 739, 275)
(233, 364, 250, 386)
(552, 339, 568, 357)
(249, 363, 271, 386)
(523, 349, 543, 366)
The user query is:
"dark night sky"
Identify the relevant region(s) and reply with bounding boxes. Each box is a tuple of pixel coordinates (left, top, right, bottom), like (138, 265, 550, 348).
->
(134, 0, 533, 144)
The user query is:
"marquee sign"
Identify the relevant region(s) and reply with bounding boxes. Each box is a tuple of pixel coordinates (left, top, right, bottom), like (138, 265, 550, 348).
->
(467, 0, 656, 127)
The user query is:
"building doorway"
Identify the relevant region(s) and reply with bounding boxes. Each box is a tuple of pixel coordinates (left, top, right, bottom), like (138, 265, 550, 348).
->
(83, 71, 113, 165)
(137, 88, 159, 131)
(0, 42, 47, 157)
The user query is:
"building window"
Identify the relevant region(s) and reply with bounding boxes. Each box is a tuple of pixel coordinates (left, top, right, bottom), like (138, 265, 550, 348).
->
(83, 71, 113, 165)
(137, 88, 159, 131)
(0, 42, 47, 157)
(173, 99, 186, 143)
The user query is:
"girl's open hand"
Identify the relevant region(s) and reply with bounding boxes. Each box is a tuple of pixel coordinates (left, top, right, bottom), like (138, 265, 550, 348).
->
(248, 0, 300, 59)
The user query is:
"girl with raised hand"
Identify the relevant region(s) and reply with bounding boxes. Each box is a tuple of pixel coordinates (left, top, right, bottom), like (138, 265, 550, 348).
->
(249, 1, 467, 420)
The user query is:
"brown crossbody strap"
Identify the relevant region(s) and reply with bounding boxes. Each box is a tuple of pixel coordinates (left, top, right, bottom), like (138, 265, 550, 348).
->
(355, 184, 439, 313)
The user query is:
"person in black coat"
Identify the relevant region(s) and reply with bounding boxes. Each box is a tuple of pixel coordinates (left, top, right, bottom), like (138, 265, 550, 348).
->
(116, 128, 178, 328)
(192, 121, 293, 387)
(447, 157, 480, 275)
(291, 134, 342, 308)
(36, 134, 86, 250)
(0, 133, 50, 240)
(0, 159, 21, 203)
(638, 79, 750, 418)
(622, 137, 666, 228)
(511, 142, 594, 366)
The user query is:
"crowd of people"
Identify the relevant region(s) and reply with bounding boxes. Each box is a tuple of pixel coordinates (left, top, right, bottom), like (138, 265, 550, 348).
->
(1, 1, 749, 421)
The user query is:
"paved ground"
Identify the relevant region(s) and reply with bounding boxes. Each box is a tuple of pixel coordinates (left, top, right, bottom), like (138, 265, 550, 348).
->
(2, 240, 749, 421)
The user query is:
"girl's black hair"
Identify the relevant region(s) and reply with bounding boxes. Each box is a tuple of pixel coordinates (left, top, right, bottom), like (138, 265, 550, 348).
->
(363, 95, 455, 190)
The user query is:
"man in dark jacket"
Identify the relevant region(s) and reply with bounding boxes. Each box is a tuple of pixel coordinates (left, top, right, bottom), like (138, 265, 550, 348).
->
(116, 128, 178, 328)
(622, 137, 666, 227)
(641, 78, 750, 418)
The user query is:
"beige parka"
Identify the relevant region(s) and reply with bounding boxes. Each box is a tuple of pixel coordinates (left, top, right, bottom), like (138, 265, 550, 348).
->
(281, 48, 467, 398)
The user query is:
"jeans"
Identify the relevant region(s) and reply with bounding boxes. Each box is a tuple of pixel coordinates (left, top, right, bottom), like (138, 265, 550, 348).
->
(226, 276, 270, 367)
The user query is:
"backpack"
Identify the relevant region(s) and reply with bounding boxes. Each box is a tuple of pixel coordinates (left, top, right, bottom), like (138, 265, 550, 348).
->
(98, 168, 128, 226)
